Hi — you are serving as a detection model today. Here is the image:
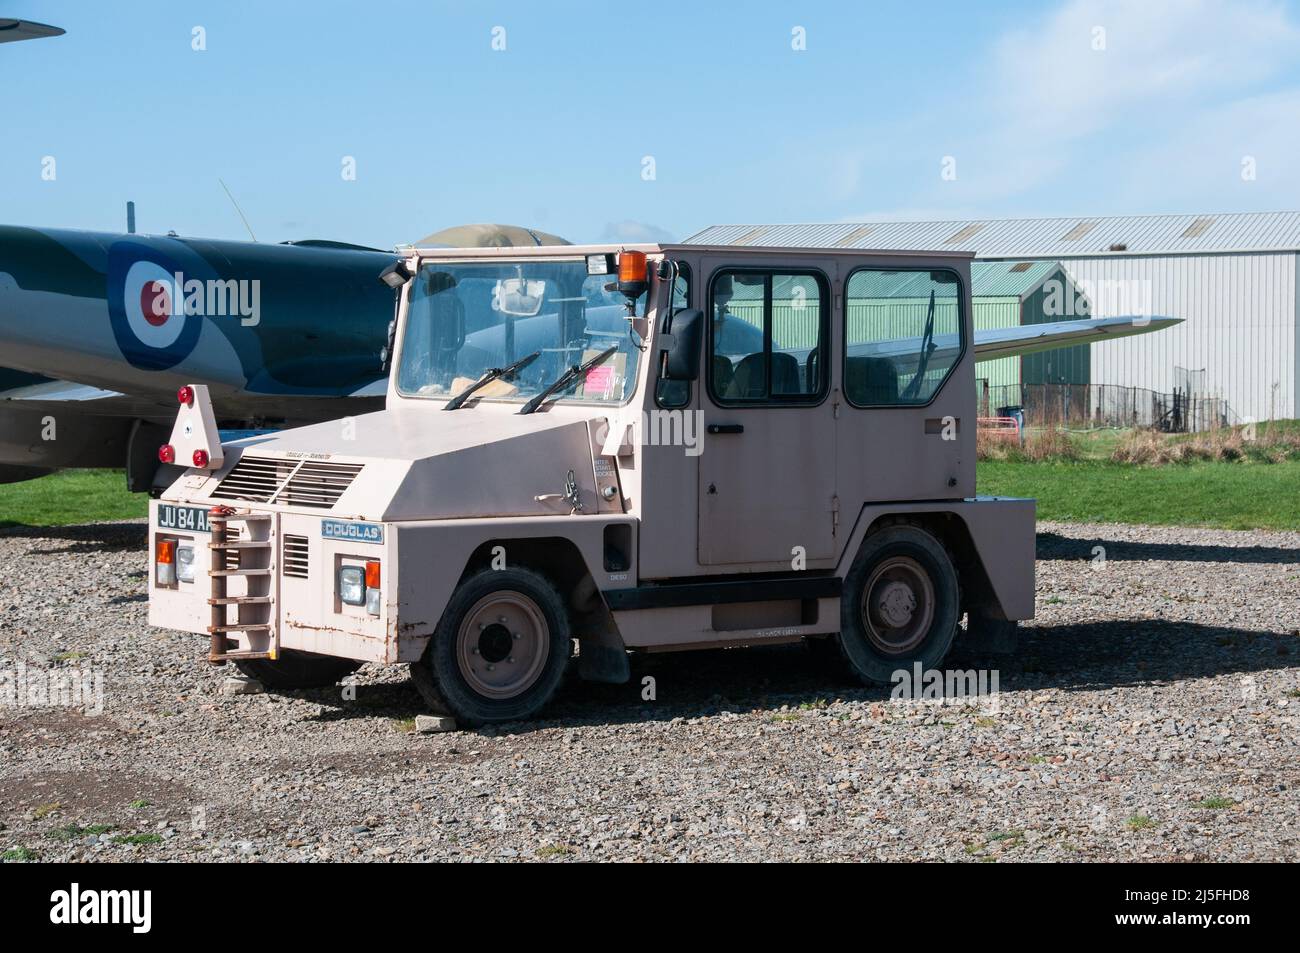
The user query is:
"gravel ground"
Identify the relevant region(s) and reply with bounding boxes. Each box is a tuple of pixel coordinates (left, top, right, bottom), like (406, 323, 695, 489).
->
(1, 519, 1297, 862)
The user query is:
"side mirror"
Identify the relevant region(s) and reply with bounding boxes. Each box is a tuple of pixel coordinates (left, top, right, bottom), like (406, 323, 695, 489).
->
(660, 308, 703, 381)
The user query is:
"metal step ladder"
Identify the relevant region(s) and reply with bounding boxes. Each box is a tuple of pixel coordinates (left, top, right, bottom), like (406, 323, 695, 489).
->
(207, 507, 278, 664)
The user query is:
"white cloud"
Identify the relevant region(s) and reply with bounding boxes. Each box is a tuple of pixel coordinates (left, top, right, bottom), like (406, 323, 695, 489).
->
(1102, 88, 1300, 207)
(993, 0, 1300, 140)
(600, 220, 678, 243)
(911, 0, 1300, 209)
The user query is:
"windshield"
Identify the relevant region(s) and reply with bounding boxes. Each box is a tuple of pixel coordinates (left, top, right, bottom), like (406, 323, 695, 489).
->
(396, 259, 645, 406)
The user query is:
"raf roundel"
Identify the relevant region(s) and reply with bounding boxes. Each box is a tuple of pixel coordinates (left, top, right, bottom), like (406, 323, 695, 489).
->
(107, 241, 205, 371)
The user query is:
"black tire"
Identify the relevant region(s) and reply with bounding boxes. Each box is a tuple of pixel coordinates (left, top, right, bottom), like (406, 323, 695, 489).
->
(234, 650, 362, 689)
(409, 566, 571, 726)
(836, 524, 960, 685)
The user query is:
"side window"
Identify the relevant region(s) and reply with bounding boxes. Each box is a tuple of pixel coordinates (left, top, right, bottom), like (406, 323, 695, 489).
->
(844, 268, 963, 406)
(655, 264, 693, 409)
(709, 269, 826, 404)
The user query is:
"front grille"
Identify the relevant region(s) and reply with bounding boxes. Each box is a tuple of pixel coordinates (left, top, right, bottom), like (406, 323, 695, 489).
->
(278, 461, 365, 508)
(283, 535, 310, 578)
(212, 455, 286, 503)
(212, 455, 364, 510)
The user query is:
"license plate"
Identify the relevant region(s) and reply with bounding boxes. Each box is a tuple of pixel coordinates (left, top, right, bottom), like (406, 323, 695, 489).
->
(156, 504, 211, 534)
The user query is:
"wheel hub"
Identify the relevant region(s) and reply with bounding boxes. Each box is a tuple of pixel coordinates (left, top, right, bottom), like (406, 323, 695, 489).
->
(477, 623, 513, 663)
(876, 581, 917, 628)
(456, 592, 549, 699)
(861, 555, 936, 656)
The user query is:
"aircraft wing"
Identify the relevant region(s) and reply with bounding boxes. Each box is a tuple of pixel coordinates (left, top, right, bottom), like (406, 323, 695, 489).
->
(0, 19, 65, 43)
(0, 378, 164, 484)
(849, 315, 1182, 363)
(0, 378, 172, 419)
(972, 315, 1182, 361)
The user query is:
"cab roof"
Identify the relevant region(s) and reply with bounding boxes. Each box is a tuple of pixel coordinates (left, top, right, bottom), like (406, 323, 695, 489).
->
(404, 242, 975, 261)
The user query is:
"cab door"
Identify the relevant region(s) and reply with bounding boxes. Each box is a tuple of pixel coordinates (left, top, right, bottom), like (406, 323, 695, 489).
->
(697, 260, 837, 567)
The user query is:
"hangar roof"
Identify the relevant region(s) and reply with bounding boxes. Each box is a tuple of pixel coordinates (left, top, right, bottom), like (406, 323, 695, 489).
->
(685, 211, 1300, 258)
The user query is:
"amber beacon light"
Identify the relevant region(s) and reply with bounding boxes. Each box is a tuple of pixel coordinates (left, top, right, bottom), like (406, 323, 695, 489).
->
(617, 250, 649, 299)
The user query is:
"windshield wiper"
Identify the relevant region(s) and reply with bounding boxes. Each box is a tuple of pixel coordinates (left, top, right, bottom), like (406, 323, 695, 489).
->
(900, 289, 937, 402)
(444, 350, 541, 410)
(519, 345, 618, 415)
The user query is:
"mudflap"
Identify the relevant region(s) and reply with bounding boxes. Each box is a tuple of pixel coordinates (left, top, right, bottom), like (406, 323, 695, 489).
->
(962, 610, 1020, 656)
(578, 632, 631, 684)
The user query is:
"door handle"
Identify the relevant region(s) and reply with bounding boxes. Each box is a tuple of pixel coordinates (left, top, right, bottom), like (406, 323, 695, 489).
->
(707, 424, 744, 435)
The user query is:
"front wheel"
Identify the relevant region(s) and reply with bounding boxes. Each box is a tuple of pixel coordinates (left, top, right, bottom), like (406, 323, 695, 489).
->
(835, 524, 960, 684)
(409, 567, 571, 726)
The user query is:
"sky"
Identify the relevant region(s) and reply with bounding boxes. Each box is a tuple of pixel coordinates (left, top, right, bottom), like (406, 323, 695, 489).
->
(4, 0, 1300, 249)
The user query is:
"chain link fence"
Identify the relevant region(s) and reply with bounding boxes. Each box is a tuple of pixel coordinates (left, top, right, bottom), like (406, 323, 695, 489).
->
(978, 381, 1238, 432)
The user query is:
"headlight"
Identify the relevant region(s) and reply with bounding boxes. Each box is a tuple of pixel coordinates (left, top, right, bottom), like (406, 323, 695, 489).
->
(176, 543, 196, 583)
(338, 566, 365, 606)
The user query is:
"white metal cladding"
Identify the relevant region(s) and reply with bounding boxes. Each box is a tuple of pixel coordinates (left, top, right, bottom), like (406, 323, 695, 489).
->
(1059, 254, 1297, 422)
(685, 211, 1300, 258)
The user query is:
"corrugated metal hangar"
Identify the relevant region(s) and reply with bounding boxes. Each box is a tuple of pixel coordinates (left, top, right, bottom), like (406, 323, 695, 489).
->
(686, 212, 1300, 423)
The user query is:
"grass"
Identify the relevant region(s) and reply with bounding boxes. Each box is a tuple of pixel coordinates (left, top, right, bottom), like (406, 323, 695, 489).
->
(130, 798, 151, 809)
(1126, 814, 1156, 831)
(48, 822, 115, 841)
(979, 458, 1300, 530)
(32, 802, 61, 820)
(1192, 796, 1236, 810)
(393, 717, 418, 734)
(113, 832, 163, 846)
(978, 422, 1300, 530)
(536, 844, 572, 858)
(1, 846, 38, 861)
(964, 829, 1025, 857)
(0, 469, 145, 528)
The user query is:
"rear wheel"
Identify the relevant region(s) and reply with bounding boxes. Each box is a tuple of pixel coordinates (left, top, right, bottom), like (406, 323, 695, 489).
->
(234, 650, 362, 689)
(835, 524, 960, 684)
(409, 567, 571, 726)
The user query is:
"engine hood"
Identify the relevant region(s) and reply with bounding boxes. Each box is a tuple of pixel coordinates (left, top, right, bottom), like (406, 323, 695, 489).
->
(208, 405, 604, 522)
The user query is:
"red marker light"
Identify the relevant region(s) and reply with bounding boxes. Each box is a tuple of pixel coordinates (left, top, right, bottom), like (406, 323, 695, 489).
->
(158, 444, 176, 464)
(192, 449, 209, 468)
(177, 385, 194, 406)
(364, 560, 381, 589)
